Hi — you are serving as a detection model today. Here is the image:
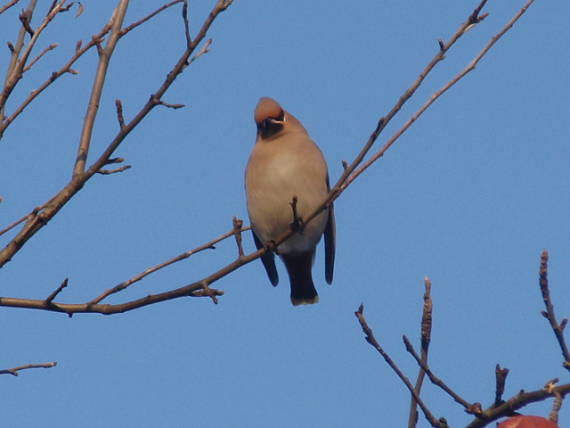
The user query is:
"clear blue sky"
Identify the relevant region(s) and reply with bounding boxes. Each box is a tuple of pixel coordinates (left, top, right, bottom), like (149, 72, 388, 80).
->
(1, 1, 569, 427)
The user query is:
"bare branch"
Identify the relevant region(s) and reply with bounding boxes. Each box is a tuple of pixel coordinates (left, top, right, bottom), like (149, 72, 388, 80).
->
(0, 0, 21, 15)
(0, 245, 260, 315)
(115, 99, 125, 129)
(182, 0, 191, 47)
(0, 361, 57, 376)
(494, 364, 510, 407)
(0, 226, 253, 315)
(121, 0, 184, 37)
(22, 43, 58, 72)
(355, 305, 448, 428)
(74, 2, 84, 17)
(1, 0, 66, 118)
(87, 226, 240, 305)
(105, 157, 124, 165)
(1, 0, 37, 121)
(0, 0, 536, 321)
(403, 335, 477, 414)
(548, 381, 563, 424)
(72, 0, 129, 177)
(54, 1, 75, 14)
(19, 8, 34, 36)
(0, 0, 233, 268)
(469, 0, 489, 24)
(0, 16, 111, 138)
(45, 278, 69, 304)
(97, 165, 131, 175)
(275, 0, 501, 256)
(465, 383, 570, 428)
(191, 281, 223, 304)
(232, 217, 245, 258)
(157, 100, 185, 109)
(46, 0, 58, 14)
(420, 278, 433, 353)
(0, 206, 40, 237)
(539, 250, 570, 370)
(188, 38, 212, 64)
(408, 277, 434, 428)
(437, 39, 445, 51)
(340, 0, 536, 192)
(81, 0, 233, 182)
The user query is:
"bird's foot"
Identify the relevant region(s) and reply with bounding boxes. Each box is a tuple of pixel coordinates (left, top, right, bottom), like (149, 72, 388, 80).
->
(266, 240, 279, 255)
(289, 196, 305, 234)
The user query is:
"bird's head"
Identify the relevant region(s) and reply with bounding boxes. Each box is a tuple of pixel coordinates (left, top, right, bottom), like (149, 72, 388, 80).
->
(254, 97, 286, 140)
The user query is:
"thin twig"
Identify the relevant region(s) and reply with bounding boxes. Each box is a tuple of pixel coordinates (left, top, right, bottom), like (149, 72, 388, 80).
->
(270, 0, 495, 255)
(494, 364, 509, 407)
(22, 43, 58, 72)
(0, 0, 20, 15)
(0, 361, 57, 376)
(408, 277, 433, 428)
(157, 100, 185, 109)
(548, 383, 563, 424)
(115, 99, 125, 129)
(121, 0, 183, 37)
(0, 225, 252, 316)
(188, 38, 211, 64)
(1, 0, 37, 121)
(0, 244, 258, 315)
(341, 0, 536, 192)
(19, 8, 34, 36)
(182, 0, 191, 47)
(0, 25, 111, 139)
(539, 250, 570, 371)
(1, 0, 65, 116)
(46, 0, 58, 14)
(97, 165, 131, 175)
(0, 206, 40, 237)
(191, 281, 223, 304)
(471, 0, 489, 20)
(403, 336, 477, 414)
(105, 157, 124, 165)
(45, 278, 68, 304)
(232, 217, 244, 258)
(355, 305, 448, 428)
(87, 226, 240, 305)
(82, 0, 232, 181)
(74, 2, 84, 17)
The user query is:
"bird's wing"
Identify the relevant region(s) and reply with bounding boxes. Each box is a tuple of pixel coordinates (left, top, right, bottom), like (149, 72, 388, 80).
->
(252, 229, 279, 286)
(324, 177, 336, 284)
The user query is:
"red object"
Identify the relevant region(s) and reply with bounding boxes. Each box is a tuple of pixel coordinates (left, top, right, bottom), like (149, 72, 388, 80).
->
(498, 415, 559, 428)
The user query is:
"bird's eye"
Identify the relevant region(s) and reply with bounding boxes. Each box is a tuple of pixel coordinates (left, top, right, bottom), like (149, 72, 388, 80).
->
(265, 110, 285, 125)
(259, 113, 285, 139)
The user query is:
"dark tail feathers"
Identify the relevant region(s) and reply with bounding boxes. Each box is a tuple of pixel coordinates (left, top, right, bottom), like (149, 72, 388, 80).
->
(282, 252, 318, 306)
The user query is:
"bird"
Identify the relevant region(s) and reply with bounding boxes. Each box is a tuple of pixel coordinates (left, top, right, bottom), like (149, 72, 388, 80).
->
(245, 97, 335, 305)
